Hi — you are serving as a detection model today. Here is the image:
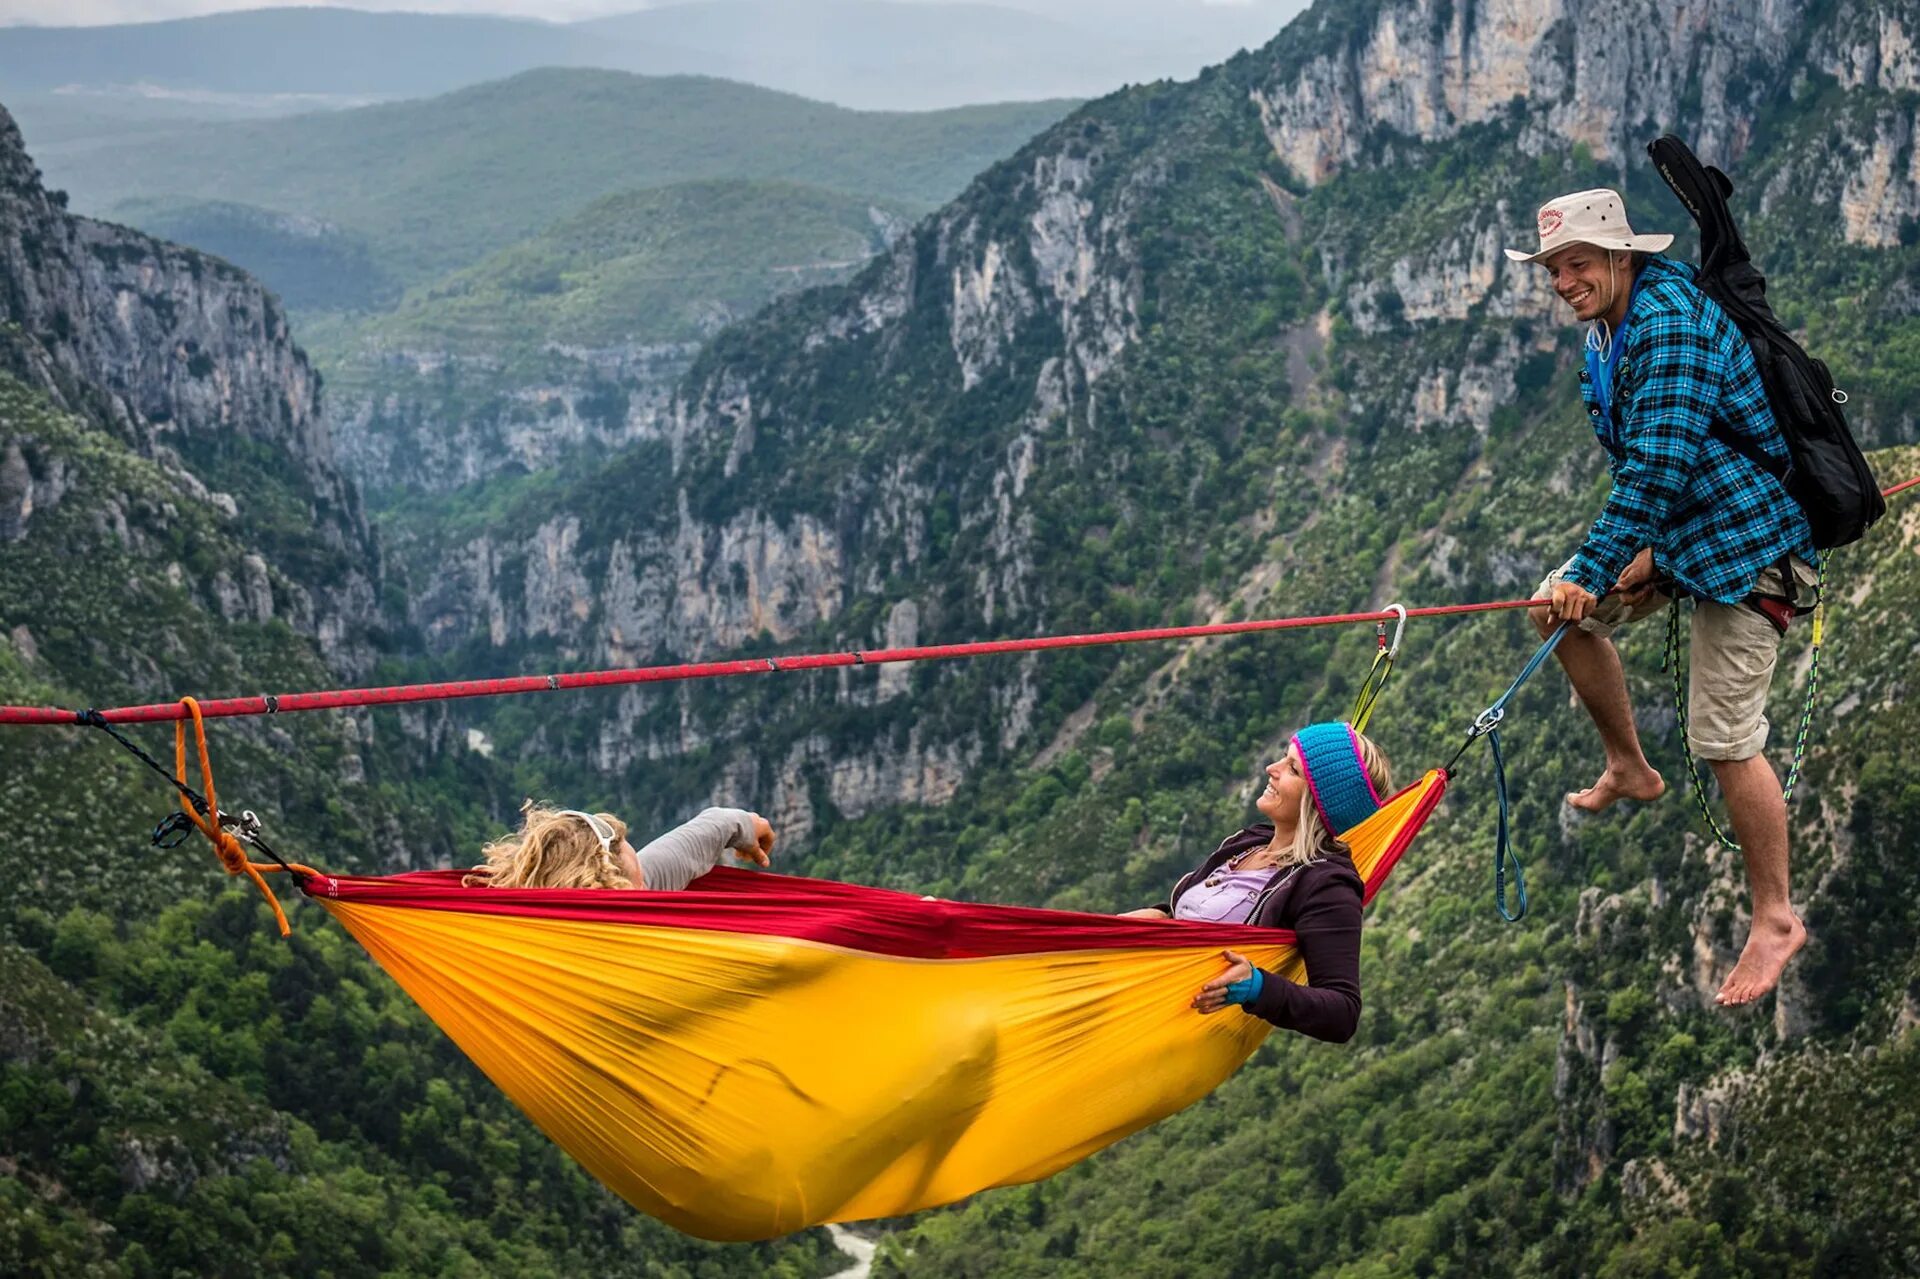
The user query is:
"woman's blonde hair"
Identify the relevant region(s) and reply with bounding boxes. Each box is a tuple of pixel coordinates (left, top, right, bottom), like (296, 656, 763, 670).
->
(464, 801, 632, 889)
(1275, 730, 1393, 871)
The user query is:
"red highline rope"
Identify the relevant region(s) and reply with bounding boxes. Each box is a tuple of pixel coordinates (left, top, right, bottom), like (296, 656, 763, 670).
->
(0, 596, 1543, 725)
(5, 473, 1914, 729)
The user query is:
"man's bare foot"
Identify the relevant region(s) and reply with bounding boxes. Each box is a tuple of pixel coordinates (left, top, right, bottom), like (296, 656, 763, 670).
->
(1566, 765, 1666, 814)
(1716, 913, 1807, 1006)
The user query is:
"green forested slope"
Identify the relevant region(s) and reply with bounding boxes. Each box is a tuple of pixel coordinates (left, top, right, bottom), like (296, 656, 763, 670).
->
(303, 177, 910, 501)
(112, 196, 395, 313)
(43, 69, 1074, 286)
(352, 180, 907, 352)
(304, 178, 907, 431)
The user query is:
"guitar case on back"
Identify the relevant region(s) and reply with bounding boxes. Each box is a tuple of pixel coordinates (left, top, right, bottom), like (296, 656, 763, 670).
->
(1648, 134, 1885, 547)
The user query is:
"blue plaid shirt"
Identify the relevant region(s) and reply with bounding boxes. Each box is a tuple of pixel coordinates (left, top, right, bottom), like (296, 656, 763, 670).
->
(1565, 255, 1814, 604)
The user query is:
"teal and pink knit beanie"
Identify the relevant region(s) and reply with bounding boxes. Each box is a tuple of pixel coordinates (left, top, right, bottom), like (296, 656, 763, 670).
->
(1290, 721, 1383, 835)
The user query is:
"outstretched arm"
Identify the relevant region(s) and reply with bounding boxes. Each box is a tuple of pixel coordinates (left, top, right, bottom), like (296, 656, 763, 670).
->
(635, 807, 772, 891)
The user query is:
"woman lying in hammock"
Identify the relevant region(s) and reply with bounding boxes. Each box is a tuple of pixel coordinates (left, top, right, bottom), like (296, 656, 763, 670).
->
(464, 802, 777, 891)
(1122, 720, 1391, 1042)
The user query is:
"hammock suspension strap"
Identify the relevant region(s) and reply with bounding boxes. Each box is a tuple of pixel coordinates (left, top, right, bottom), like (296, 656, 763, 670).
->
(83, 698, 312, 935)
(1444, 621, 1572, 922)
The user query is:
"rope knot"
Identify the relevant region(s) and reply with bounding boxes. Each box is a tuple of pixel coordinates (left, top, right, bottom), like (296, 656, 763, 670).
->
(173, 696, 293, 937)
(210, 827, 251, 876)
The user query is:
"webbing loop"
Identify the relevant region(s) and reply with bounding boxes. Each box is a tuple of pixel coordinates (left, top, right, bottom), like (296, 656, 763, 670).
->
(81, 700, 315, 936)
(1488, 727, 1527, 921)
(1349, 603, 1407, 734)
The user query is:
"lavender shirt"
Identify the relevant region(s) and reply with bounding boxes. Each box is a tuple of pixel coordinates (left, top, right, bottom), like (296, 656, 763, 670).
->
(1172, 866, 1282, 924)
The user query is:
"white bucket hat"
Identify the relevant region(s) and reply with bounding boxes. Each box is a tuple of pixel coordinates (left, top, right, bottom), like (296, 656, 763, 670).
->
(1504, 188, 1674, 264)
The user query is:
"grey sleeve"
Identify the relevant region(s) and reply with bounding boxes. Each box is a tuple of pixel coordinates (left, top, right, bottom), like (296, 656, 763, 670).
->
(633, 807, 759, 891)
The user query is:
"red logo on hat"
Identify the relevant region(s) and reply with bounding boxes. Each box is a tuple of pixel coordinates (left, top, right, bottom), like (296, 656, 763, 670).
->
(1538, 207, 1564, 237)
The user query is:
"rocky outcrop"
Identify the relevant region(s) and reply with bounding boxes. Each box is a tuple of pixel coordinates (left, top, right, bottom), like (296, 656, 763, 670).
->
(1821, 0, 1920, 93)
(330, 341, 696, 494)
(1672, 1071, 1748, 1149)
(1828, 105, 1920, 247)
(0, 102, 380, 673)
(410, 501, 847, 663)
(1251, 0, 1801, 185)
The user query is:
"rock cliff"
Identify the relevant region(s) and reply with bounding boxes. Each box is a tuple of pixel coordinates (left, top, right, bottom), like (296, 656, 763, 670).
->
(0, 104, 380, 674)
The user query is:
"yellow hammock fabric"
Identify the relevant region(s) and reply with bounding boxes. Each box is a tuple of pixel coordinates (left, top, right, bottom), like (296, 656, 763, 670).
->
(301, 769, 1447, 1241)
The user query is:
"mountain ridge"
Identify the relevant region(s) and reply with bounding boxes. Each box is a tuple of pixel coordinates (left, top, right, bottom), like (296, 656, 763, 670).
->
(36, 67, 1076, 287)
(0, 0, 1306, 112)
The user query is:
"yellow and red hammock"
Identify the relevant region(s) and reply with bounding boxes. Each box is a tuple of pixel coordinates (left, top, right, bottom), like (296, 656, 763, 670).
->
(297, 769, 1447, 1241)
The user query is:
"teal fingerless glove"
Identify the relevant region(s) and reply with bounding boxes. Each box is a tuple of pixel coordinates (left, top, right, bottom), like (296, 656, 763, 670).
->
(1224, 967, 1264, 1006)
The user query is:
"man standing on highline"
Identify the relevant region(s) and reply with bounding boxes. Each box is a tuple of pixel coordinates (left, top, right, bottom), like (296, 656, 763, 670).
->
(1509, 188, 1818, 1007)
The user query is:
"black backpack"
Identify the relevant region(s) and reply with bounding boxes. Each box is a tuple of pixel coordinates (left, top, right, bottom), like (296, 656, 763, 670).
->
(1648, 134, 1885, 548)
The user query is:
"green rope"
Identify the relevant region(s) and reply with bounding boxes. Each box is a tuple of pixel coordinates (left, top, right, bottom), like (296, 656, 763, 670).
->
(1662, 556, 1826, 852)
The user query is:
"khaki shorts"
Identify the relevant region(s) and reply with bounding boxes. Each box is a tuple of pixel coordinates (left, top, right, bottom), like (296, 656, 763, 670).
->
(1535, 556, 1819, 761)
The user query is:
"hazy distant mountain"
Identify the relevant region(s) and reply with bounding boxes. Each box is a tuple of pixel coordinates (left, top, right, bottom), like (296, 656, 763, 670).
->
(0, 1, 1307, 112)
(348, 178, 909, 353)
(112, 195, 395, 311)
(578, 0, 1156, 109)
(0, 8, 635, 98)
(50, 68, 1070, 285)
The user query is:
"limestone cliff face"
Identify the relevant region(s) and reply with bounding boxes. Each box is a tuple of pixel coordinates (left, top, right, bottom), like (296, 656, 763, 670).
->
(329, 341, 694, 495)
(1241, 0, 1920, 371)
(411, 502, 847, 661)
(0, 103, 380, 673)
(1249, 0, 1800, 184)
(408, 127, 1152, 671)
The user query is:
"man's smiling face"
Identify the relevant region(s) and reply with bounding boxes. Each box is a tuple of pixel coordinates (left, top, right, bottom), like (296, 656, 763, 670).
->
(1543, 244, 1625, 323)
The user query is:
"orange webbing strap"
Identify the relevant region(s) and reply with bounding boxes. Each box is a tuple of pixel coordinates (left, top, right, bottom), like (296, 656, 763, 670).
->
(172, 696, 317, 937)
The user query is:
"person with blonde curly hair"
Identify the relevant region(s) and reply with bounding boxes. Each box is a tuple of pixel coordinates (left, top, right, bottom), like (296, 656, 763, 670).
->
(465, 802, 776, 891)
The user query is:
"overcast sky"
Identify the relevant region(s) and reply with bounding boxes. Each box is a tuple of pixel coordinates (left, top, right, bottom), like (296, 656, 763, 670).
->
(2, 0, 1297, 27)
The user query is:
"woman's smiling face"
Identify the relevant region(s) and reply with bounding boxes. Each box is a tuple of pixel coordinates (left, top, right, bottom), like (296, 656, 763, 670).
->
(1255, 743, 1309, 825)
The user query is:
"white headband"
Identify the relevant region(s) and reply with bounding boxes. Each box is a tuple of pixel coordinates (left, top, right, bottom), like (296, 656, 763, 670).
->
(555, 809, 616, 852)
